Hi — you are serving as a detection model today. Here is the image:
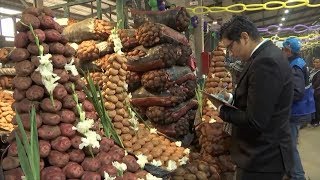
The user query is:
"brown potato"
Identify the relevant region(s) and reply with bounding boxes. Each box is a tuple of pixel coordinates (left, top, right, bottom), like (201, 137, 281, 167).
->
(2, 156, 20, 170)
(48, 150, 70, 168)
(59, 109, 76, 123)
(15, 60, 35, 76)
(81, 171, 101, 180)
(38, 125, 61, 140)
(41, 98, 62, 113)
(27, 42, 49, 55)
(69, 149, 85, 163)
(53, 84, 68, 100)
(51, 54, 67, 68)
(122, 155, 140, 172)
(14, 32, 29, 48)
(64, 44, 76, 57)
(40, 166, 65, 180)
(81, 157, 101, 172)
(40, 112, 61, 125)
(12, 113, 42, 130)
(14, 98, 40, 113)
(4, 168, 24, 180)
(27, 29, 45, 42)
(45, 29, 62, 42)
(13, 76, 32, 90)
(13, 89, 26, 101)
(71, 135, 82, 149)
(62, 95, 76, 109)
(49, 42, 65, 54)
(21, 13, 40, 29)
(39, 15, 55, 29)
(26, 85, 44, 101)
(9, 48, 30, 62)
(39, 140, 51, 158)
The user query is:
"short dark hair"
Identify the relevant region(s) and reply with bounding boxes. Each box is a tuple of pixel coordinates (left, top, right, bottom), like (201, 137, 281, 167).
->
(219, 16, 261, 42)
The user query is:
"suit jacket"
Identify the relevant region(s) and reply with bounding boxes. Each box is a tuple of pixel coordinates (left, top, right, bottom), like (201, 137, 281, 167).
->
(220, 40, 294, 173)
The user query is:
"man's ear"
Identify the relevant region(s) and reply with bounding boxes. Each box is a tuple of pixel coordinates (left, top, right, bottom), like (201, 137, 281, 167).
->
(240, 32, 249, 43)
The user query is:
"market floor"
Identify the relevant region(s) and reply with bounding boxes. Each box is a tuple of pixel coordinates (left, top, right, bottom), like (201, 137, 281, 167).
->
(299, 126, 320, 180)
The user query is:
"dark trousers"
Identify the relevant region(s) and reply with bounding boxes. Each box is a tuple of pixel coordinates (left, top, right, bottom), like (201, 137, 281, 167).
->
(235, 168, 285, 180)
(311, 95, 320, 125)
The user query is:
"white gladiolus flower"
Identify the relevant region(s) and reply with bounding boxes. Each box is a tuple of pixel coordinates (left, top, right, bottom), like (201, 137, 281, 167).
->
(183, 148, 190, 155)
(150, 159, 162, 167)
(136, 154, 148, 168)
(104, 172, 116, 180)
(128, 93, 132, 99)
(72, 119, 94, 134)
(146, 173, 162, 180)
(178, 156, 189, 165)
(175, 141, 182, 147)
(64, 58, 79, 76)
(128, 117, 139, 131)
(79, 130, 101, 149)
(209, 118, 216, 123)
(166, 160, 177, 171)
(124, 83, 128, 91)
(112, 161, 127, 172)
(149, 128, 157, 134)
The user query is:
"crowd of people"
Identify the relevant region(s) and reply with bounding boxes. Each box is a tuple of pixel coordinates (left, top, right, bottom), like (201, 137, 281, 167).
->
(214, 15, 319, 180)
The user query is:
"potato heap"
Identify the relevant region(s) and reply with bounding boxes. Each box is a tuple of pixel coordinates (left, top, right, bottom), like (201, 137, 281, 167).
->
(0, 48, 9, 62)
(76, 40, 100, 61)
(2, 7, 145, 180)
(126, 22, 196, 139)
(100, 54, 188, 169)
(94, 19, 115, 40)
(192, 44, 235, 177)
(0, 76, 14, 90)
(0, 90, 15, 131)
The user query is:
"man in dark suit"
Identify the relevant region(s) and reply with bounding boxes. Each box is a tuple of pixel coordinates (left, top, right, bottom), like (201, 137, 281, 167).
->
(217, 16, 294, 180)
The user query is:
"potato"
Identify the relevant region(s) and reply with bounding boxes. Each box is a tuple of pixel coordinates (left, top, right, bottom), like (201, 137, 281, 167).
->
(81, 157, 101, 172)
(30, 71, 43, 86)
(51, 54, 67, 68)
(12, 113, 42, 130)
(85, 111, 98, 120)
(60, 35, 69, 44)
(81, 171, 101, 180)
(21, 13, 40, 29)
(4, 168, 24, 180)
(122, 172, 138, 179)
(2, 156, 20, 170)
(45, 29, 62, 42)
(13, 76, 32, 90)
(8, 142, 18, 156)
(82, 100, 94, 111)
(26, 85, 44, 101)
(54, 21, 64, 34)
(59, 123, 76, 137)
(97, 151, 113, 165)
(63, 162, 84, 179)
(23, 7, 40, 16)
(64, 44, 76, 57)
(40, 113, 61, 125)
(49, 42, 65, 54)
(41, 98, 62, 113)
(15, 98, 40, 113)
(14, 32, 29, 48)
(69, 149, 85, 163)
(84, 146, 100, 156)
(71, 135, 82, 149)
(62, 95, 76, 109)
(98, 164, 117, 177)
(59, 109, 76, 123)
(15, 60, 35, 76)
(76, 91, 86, 103)
(27, 29, 46, 42)
(38, 125, 61, 140)
(41, 7, 55, 17)
(183, 174, 197, 180)
(51, 136, 72, 152)
(76, 79, 86, 90)
(39, 140, 51, 158)
(13, 89, 26, 101)
(27, 42, 49, 55)
(100, 137, 114, 152)
(48, 150, 69, 168)
(16, 21, 29, 32)
(123, 155, 140, 172)
(52, 84, 68, 100)
(9, 48, 30, 62)
(53, 69, 69, 84)
(39, 15, 55, 29)
(40, 166, 66, 180)
(31, 56, 40, 67)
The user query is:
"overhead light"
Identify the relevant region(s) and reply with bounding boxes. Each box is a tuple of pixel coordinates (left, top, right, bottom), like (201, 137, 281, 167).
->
(284, 9, 289, 14)
(281, 17, 286, 21)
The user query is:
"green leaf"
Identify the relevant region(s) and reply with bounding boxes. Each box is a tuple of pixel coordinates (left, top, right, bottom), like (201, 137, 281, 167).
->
(15, 111, 31, 160)
(30, 108, 40, 180)
(15, 133, 34, 180)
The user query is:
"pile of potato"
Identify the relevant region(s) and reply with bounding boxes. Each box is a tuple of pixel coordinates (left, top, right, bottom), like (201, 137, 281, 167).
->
(99, 54, 188, 168)
(136, 22, 188, 47)
(76, 40, 99, 61)
(0, 76, 14, 90)
(0, 91, 15, 131)
(89, 72, 104, 87)
(2, 7, 147, 179)
(0, 48, 9, 62)
(94, 19, 115, 40)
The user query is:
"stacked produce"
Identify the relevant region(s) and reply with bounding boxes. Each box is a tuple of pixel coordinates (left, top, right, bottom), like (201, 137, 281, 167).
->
(0, 91, 15, 131)
(2, 7, 145, 179)
(126, 22, 196, 139)
(193, 44, 235, 177)
(0, 48, 16, 90)
(100, 53, 190, 170)
(0, 48, 9, 62)
(0, 76, 14, 89)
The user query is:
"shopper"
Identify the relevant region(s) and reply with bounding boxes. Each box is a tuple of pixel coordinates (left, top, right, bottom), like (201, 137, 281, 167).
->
(217, 16, 294, 180)
(282, 37, 315, 180)
(310, 57, 320, 126)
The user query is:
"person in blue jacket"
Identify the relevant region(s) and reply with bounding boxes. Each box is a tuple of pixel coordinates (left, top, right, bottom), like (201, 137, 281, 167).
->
(282, 37, 316, 180)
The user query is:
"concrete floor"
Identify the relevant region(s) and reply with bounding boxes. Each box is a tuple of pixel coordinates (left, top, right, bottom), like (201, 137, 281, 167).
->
(299, 126, 320, 180)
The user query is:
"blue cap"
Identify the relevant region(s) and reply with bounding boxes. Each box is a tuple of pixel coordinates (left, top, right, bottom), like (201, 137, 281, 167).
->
(283, 37, 301, 53)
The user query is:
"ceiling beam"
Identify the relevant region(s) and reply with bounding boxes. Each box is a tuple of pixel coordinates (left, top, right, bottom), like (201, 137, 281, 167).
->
(1, 0, 86, 19)
(49, 0, 95, 9)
